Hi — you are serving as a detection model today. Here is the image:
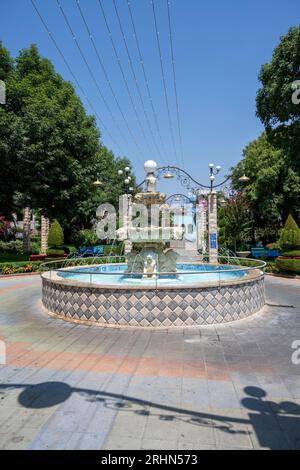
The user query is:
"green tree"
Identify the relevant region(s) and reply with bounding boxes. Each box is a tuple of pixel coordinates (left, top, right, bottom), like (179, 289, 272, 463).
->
(0, 43, 135, 234)
(48, 219, 64, 247)
(221, 194, 252, 252)
(231, 133, 299, 242)
(256, 26, 300, 215)
(256, 26, 300, 130)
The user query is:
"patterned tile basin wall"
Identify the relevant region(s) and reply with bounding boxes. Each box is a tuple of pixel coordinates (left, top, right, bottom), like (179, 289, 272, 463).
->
(41, 273, 265, 328)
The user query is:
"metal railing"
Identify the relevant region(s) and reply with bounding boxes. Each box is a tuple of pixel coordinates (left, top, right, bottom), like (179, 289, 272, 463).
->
(40, 255, 266, 289)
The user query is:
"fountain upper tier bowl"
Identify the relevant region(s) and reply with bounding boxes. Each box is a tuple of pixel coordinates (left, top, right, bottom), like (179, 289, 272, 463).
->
(41, 260, 265, 328)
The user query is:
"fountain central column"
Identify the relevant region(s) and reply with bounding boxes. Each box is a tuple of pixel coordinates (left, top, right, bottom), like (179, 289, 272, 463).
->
(121, 160, 182, 276)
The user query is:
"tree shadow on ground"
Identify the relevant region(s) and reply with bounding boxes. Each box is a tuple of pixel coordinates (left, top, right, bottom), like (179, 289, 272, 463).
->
(0, 382, 299, 449)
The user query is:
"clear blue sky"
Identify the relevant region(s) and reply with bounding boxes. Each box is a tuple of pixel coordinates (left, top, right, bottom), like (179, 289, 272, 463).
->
(1, 0, 299, 191)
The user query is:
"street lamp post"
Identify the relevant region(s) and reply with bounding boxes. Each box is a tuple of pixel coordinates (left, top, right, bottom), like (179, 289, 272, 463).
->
(93, 167, 134, 254)
(208, 163, 221, 192)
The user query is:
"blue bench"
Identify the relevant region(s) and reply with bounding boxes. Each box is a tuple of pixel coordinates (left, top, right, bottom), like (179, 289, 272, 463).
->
(76, 246, 104, 257)
(251, 248, 280, 259)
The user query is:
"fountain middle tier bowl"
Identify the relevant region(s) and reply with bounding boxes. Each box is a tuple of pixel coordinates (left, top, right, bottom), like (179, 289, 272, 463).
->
(41, 261, 265, 327)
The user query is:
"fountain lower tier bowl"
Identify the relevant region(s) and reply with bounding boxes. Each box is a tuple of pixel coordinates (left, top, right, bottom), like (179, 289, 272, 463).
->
(41, 262, 265, 328)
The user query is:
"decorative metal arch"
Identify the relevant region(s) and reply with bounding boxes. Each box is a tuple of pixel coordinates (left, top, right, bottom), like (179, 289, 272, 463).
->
(166, 193, 193, 205)
(137, 165, 232, 193)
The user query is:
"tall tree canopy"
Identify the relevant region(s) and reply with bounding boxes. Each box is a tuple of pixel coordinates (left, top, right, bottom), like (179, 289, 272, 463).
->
(0, 42, 133, 231)
(232, 27, 300, 243)
(231, 133, 298, 240)
(256, 26, 300, 169)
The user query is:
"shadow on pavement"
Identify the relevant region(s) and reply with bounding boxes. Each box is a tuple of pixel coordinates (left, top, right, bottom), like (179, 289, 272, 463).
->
(0, 382, 299, 449)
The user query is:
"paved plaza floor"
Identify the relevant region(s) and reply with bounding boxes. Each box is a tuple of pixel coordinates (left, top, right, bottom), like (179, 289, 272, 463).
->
(0, 274, 300, 450)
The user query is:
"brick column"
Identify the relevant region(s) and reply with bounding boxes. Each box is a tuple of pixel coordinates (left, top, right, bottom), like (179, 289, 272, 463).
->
(22, 207, 32, 253)
(208, 192, 218, 263)
(40, 216, 50, 255)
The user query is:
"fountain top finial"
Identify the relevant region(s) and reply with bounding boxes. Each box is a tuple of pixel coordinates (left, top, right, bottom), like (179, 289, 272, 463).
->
(144, 160, 157, 174)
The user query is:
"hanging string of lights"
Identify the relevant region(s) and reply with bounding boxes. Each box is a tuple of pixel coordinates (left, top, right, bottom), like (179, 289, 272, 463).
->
(32, 0, 186, 171)
(96, 0, 156, 158)
(30, 0, 121, 153)
(74, 0, 143, 161)
(126, 0, 170, 163)
(112, 0, 167, 164)
(166, 0, 185, 169)
(56, 0, 146, 163)
(151, 0, 180, 165)
(55, 0, 133, 151)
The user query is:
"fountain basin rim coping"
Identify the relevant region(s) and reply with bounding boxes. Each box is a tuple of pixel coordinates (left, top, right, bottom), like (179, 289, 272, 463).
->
(41, 263, 264, 290)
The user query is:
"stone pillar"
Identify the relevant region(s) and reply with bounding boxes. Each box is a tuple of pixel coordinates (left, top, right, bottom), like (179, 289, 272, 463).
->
(208, 192, 218, 263)
(196, 200, 207, 255)
(120, 194, 133, 255)
(22, 207, 32, 253)
(40, 216, 50, 254)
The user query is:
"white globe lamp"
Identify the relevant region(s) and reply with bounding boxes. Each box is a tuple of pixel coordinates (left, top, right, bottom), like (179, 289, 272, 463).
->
(144, 160, 157, 174)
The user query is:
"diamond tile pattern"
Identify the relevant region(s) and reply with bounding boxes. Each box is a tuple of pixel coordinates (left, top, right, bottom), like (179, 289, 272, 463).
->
(42, 278, 265, 327)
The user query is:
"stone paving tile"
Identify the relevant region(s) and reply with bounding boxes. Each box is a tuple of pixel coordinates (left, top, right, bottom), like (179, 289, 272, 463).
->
(247, 412, 293, 450)
(143, 409, 180, 442)
(0, 275, 300, 449)
(104, 436, 142, 450)
(141, 439, 178, 450)
(212, 408, 253, 449)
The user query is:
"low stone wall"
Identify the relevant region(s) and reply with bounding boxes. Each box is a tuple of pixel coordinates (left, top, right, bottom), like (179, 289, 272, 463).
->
(41, 273, 265, 328)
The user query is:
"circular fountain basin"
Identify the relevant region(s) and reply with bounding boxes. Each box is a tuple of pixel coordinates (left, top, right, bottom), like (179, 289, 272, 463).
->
(55, 263, 246, 285)
(41, 261, 265, 328)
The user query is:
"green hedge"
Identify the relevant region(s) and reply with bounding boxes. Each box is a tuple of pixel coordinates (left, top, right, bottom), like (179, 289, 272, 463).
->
(275, 258, 300, 274)
(47, 248, 65, 257)
(281, 250, 300, 257)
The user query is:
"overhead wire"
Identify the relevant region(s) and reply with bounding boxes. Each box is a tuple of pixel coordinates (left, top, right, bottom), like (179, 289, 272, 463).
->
(30, 0, 121, 153)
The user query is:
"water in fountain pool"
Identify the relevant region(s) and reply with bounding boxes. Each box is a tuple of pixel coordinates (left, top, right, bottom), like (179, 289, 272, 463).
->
(57, 263, 246, 286)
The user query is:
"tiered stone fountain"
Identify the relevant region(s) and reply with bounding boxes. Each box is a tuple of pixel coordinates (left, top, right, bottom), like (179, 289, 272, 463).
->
(123, 160, 183, 278)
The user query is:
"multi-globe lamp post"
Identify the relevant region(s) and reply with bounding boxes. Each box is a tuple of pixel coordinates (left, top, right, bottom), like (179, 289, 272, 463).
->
(93, 166, 134, 195)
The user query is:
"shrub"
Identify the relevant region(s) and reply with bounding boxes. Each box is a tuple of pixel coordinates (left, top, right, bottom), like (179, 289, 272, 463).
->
(279, 250, 300, 257)
(279, 214, 300, 251)
(266, 242, 281, 250)
(46, 248, 65, 257)
(72, 229, 99, 248)
(30, 242, 40, 255)
(275, 258, 300, 274)
(264, 261, 279, 273)
(0, 240, 24, 254)
(48, 219, 64, 247)
(0, 261, 41, 275)
(104, 244, 124, 256)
